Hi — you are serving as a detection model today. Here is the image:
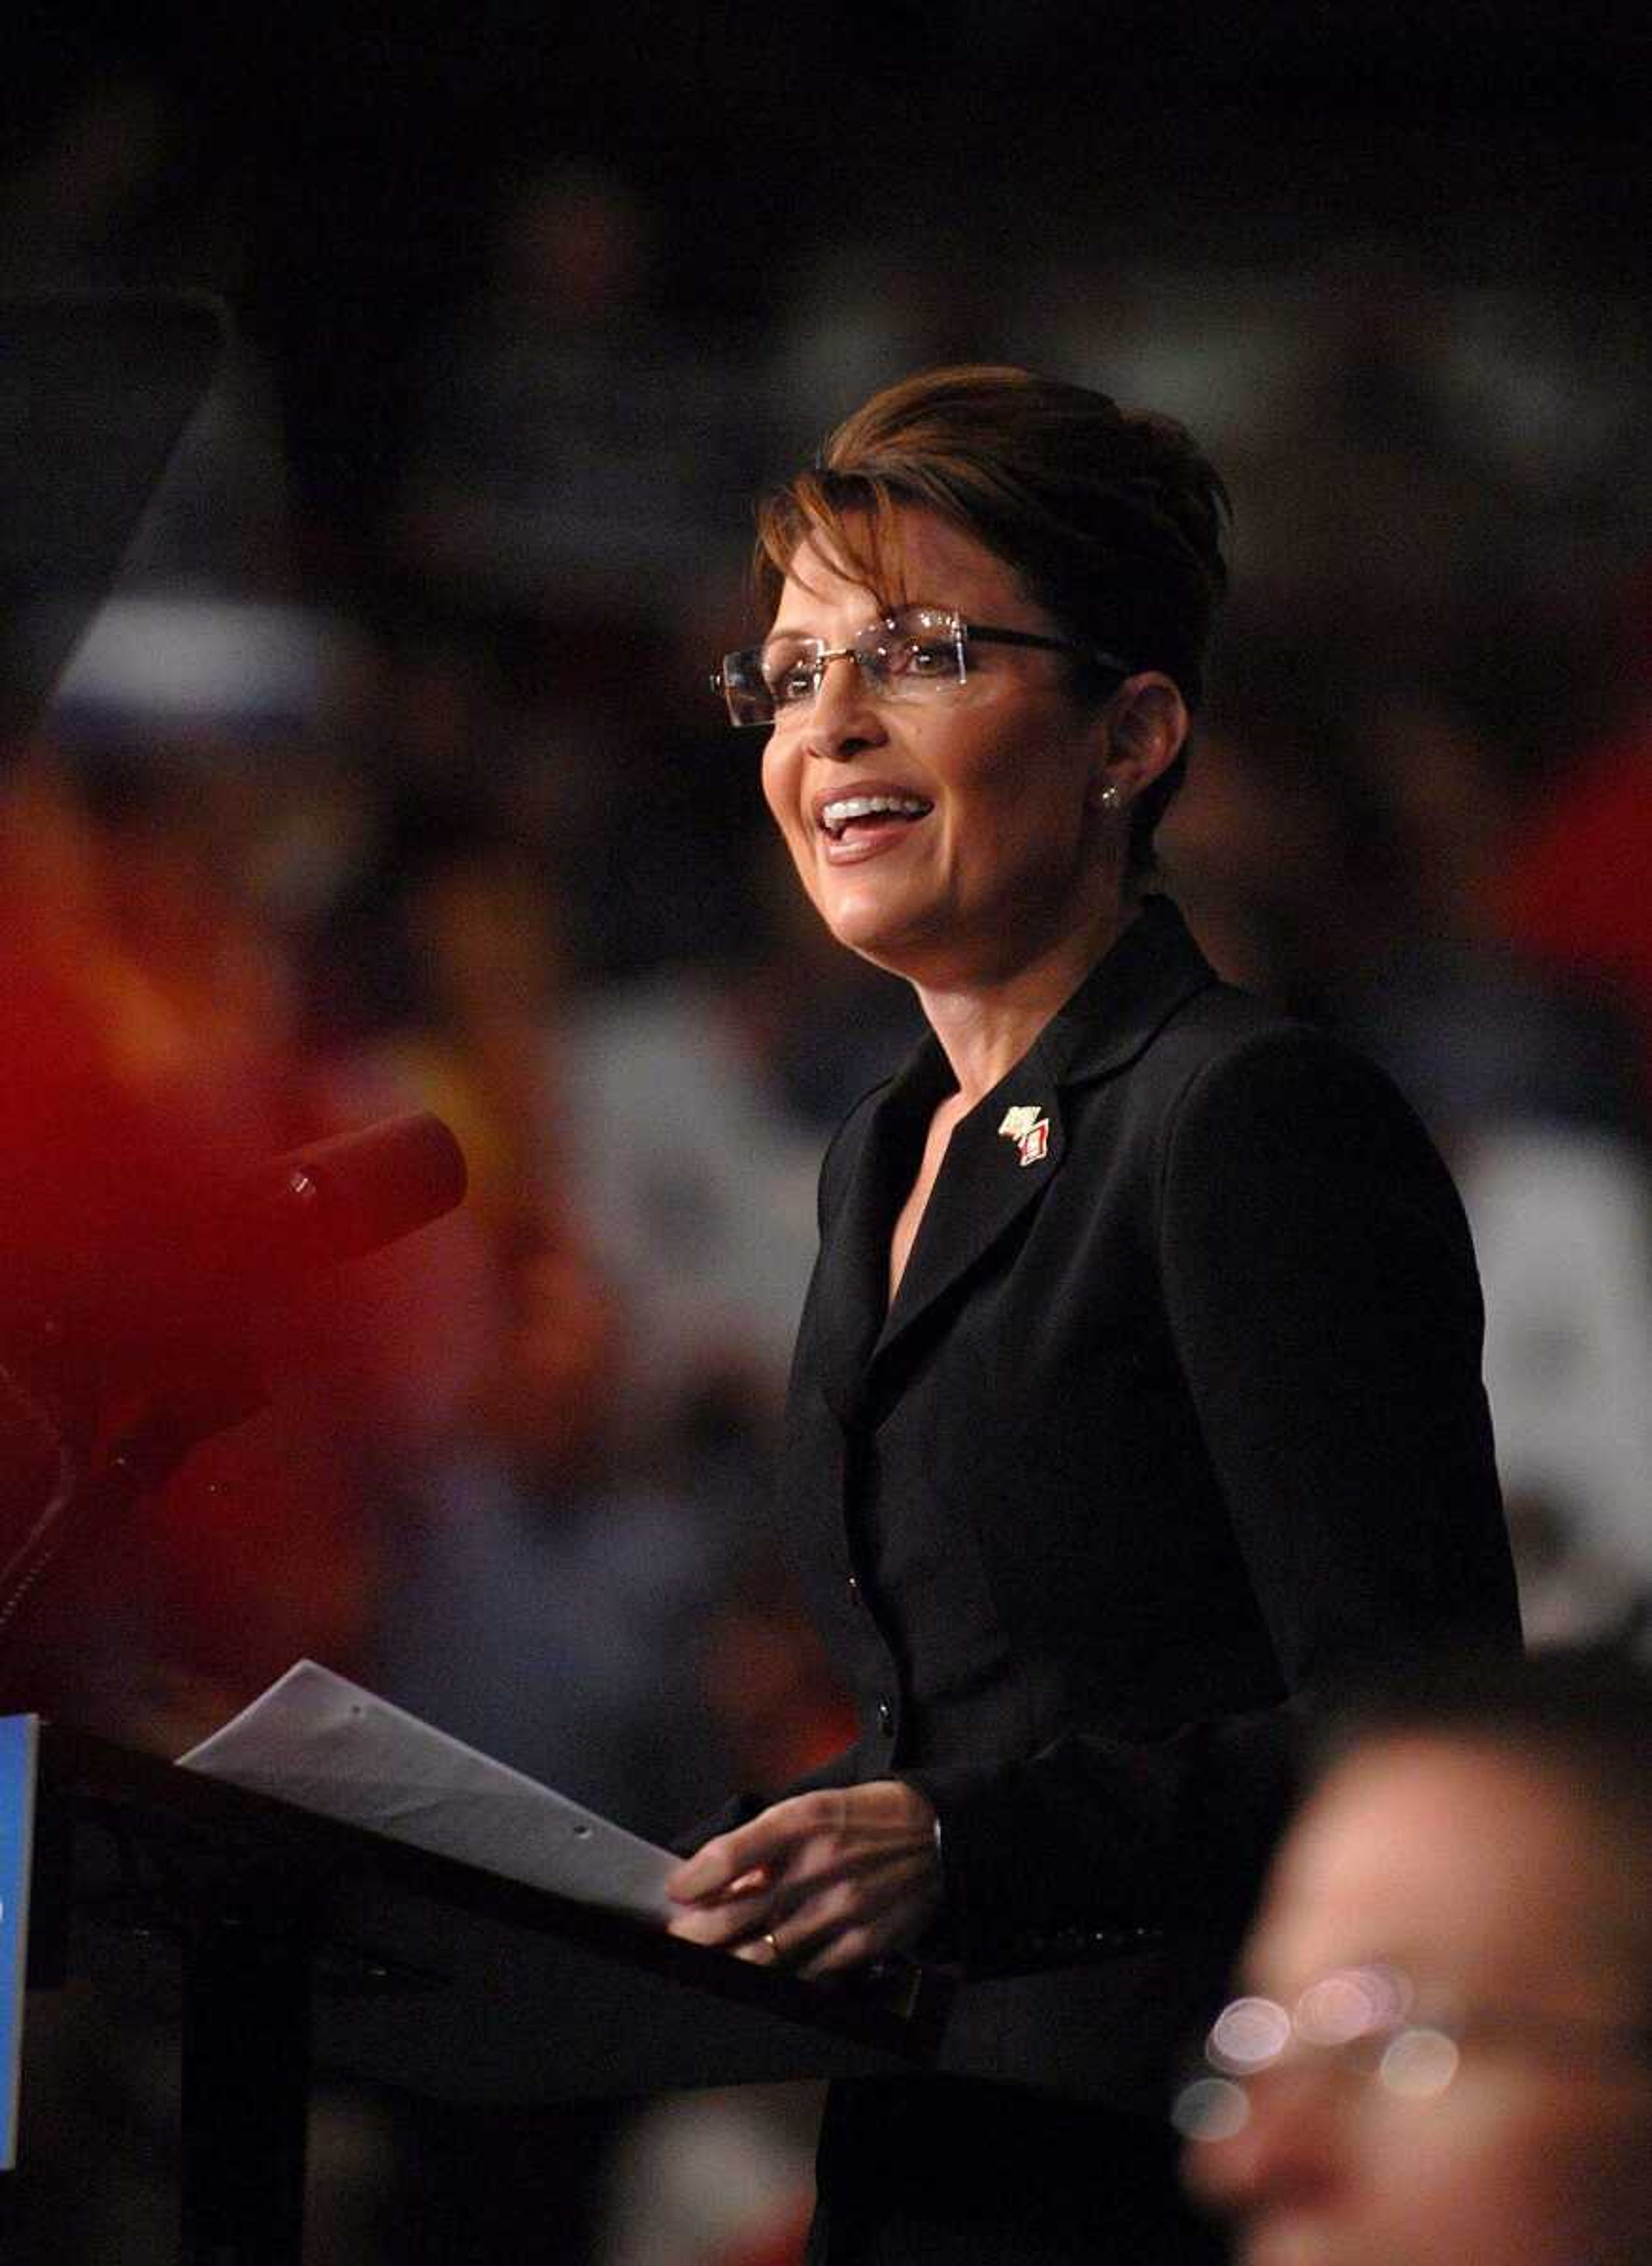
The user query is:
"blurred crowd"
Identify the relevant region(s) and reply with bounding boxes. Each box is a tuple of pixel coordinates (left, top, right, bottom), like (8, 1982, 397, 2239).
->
(3, 99, 1652, 2266)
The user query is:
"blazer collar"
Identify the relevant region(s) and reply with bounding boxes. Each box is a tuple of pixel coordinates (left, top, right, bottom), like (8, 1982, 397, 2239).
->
(1017, 892, 1220, 1090)
(811, 896, 1220, 1418)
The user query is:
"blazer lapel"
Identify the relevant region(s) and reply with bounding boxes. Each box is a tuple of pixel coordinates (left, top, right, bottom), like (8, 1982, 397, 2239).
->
(808, 1039, 949, 1423)
(813, 896, 1221, 1405)
(875, 897, 1220, 1366)
(875, 1073, 1066, 1357)
(1037, 894, 1221, 1087)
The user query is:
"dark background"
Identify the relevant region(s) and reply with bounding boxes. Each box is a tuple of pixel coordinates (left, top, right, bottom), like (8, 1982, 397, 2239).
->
(5, 12, 1652, 2260)
(7, 3, 1649, 554)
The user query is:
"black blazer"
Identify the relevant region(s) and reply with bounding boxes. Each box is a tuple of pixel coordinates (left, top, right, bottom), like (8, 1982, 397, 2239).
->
(771, 895, 1519, 2107)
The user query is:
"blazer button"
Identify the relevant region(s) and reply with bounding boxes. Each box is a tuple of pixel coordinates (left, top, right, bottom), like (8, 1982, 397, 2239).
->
(877, 1700, 894, 1738)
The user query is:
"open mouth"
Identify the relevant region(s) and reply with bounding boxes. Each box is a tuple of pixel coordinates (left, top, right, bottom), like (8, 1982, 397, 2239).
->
(818, 792, 934, 841)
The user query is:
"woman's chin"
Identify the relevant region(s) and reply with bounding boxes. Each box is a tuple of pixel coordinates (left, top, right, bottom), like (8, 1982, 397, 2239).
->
(810, 877, 933, 970)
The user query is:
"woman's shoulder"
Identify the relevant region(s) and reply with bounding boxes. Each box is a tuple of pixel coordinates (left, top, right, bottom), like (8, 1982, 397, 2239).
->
(1040, 896, 1387, 1113)
(1148, 983, 1420, 1111)
(1147, 980, 1355, 1083)
(1133, 990, 1464, 1232)
(1117, 986, 1433, 1161)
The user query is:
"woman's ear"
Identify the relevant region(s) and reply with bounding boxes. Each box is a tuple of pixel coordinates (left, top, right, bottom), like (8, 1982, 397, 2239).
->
(1091, 674, 1188, 809)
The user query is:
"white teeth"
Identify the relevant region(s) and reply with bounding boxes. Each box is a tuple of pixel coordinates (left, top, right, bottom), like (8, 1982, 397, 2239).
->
(820, 793, 933, 835)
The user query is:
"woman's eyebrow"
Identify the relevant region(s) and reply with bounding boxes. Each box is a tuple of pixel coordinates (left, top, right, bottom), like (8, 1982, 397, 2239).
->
(770, 597, 938, 639)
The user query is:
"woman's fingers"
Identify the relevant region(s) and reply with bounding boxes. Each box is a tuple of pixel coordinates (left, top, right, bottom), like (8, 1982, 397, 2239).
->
(723, 1866, 867, 1964)
(795, 1852, 939, 1977)
(741, 1859, 936, 1980)
(665, 1791, 848, 1905)
(711, 1849, 934, 1976)
(666, 1784, 941, 1975)
(666, 1894, 774, 1952)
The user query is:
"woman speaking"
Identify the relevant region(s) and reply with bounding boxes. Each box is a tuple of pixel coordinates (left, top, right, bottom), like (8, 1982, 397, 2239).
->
(666, 367, 1519, 2262)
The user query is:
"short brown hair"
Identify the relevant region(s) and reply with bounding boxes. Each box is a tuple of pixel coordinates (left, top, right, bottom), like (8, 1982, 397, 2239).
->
(1311, 1645, 1652, 2016)
(754, 365, 1231, 876)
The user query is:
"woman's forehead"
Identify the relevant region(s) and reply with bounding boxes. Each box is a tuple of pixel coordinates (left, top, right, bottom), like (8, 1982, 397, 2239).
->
(1250, 1740, 1612, 2002)
(774, 506, 1028, 628)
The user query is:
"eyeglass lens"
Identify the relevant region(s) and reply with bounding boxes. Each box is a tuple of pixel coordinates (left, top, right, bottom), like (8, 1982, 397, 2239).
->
(1171, 1967, 1460, 2142)
(720, 607, 965, 725)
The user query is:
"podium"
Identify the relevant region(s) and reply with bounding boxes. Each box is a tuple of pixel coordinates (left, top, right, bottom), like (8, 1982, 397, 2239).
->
(20, 1724, 949, 2265)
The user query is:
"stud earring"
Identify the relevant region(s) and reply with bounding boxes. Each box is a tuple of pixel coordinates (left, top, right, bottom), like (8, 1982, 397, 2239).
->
(1099, 782, 1122, 810)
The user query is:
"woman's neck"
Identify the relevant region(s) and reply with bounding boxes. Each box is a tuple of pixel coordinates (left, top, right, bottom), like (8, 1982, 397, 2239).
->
(910, 897, 1137, 1108)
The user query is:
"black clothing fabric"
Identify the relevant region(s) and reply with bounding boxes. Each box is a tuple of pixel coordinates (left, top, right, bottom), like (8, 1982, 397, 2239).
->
(758, 896, 1520, 2255)
(808, 2082, 1224, 2265)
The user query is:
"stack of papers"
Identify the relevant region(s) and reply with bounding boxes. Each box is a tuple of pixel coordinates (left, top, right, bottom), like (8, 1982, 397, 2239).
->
(179, 1661, 676, 1925)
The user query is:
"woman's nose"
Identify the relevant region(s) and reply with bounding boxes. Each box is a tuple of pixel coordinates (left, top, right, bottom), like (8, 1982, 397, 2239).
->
(1181, 2072, 1343, 2223)
(799, 653, 886, 763)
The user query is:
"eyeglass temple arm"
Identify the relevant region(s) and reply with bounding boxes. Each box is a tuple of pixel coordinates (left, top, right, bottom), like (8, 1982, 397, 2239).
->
(963, 625, 1133, 675)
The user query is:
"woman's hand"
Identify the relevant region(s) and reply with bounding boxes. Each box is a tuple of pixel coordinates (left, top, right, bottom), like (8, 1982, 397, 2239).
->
(665, 1780, 941, 1981)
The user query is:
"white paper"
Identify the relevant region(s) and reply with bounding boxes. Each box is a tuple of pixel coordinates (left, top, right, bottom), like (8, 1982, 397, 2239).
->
(179, 1661, 676, 1924)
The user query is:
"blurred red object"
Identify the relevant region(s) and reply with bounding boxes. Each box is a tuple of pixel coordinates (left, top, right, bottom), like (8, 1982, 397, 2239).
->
(1495, 725, 1652, 1102)
(0, 757, 486, 1736)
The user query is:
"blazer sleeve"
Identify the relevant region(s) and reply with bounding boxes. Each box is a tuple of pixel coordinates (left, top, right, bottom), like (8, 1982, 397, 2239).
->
(902, 1025, 1520, 1974)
